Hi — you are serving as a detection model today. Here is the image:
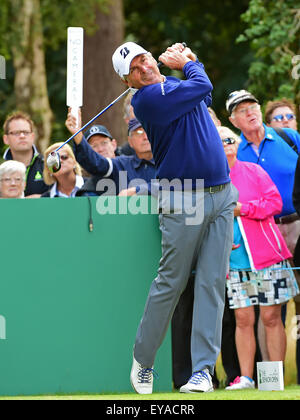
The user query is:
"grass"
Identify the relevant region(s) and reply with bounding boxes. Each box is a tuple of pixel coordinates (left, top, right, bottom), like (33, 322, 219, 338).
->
(0, 386, 299, 400)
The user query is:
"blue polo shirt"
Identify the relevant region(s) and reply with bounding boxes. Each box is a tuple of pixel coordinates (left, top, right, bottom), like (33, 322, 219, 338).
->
(74, 136, 156, 194)
(237, 124, 300, 217)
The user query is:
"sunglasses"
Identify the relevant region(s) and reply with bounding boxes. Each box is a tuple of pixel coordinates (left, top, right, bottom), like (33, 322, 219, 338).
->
(272, 113, 296, 122)
(59, 154, 69, 161)
(222, 138, 236, 145)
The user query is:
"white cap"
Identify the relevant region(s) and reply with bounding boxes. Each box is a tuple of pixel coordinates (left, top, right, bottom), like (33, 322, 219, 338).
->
(112, 42, 148, 79)
(226, 89, 259, 115)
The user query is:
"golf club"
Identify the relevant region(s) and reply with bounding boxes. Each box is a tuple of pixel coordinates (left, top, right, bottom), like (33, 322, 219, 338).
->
(47, 42, 187, 173)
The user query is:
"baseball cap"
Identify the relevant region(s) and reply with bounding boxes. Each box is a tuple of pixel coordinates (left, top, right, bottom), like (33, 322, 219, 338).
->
(84, 125, 113, 142)
(128, 118, 142, 135)
(112, 42, 148, 79)
(226, 90, 259, 115)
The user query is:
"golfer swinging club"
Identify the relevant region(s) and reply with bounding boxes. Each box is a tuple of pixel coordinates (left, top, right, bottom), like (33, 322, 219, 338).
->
(112, 42, 238, 393)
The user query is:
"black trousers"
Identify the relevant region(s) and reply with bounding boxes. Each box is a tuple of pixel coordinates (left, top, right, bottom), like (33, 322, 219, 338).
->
(171, 274, 262, 388)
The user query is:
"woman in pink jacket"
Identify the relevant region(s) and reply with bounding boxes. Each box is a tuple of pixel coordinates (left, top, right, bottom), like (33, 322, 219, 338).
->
(218, 126, 299, 390)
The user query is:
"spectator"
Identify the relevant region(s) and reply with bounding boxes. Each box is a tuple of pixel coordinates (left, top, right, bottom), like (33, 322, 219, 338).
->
(263, 96, 299, 363)
(217, 125, 299, 390)
(84, 124, 118, 159)
(294, 157, 300, 218)
(65, 111, 156, 196)
(42, 143, 84, 198)
(2, 111, 48, 197)
(226, 90, 300, 378)
(293, 156, 300, 384)
(265, 98, 298, 131)
(0, 160, 26, 198)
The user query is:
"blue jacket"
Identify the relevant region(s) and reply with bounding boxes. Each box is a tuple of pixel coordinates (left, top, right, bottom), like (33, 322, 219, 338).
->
(74, 136, 156, 195)
(132, 60, 230, 189)
(237, 124, 300, 217)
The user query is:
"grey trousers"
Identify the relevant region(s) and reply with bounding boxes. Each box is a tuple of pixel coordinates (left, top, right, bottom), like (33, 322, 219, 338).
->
(134, 183, 238, 375)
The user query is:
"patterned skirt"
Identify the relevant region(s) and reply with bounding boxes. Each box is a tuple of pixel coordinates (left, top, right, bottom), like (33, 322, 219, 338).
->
(227, 261, 300, 309)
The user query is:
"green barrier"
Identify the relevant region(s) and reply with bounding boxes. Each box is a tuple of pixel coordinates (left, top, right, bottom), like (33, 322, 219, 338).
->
(0, 197, 172, 396)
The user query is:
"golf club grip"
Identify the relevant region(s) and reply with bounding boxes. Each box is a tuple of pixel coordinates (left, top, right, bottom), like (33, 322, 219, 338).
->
(157, 42, 187, 68)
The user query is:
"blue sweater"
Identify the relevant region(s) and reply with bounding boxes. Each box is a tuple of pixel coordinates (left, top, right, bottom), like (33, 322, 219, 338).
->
(132, 61, 230, 189)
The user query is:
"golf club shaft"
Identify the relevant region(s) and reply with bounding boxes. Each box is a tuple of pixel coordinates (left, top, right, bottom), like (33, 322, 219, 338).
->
(56, 87, 132, 152)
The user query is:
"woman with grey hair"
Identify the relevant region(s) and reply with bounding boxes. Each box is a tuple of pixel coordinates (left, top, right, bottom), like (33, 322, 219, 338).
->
(0, 160, 26, 198)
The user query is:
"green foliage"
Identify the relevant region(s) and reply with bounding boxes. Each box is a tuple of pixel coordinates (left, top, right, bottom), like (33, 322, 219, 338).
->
(124, 0, 253, 123)
(0, 2, 15, 59)
(0, 0, 109, 56)
(41, 0, 109, 50)
(0, 0, 109, 151)
(237, 0, 300, 108)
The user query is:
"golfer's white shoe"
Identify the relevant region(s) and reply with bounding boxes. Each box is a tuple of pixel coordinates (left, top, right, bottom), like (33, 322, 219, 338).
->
(180, 369, 214, 393)
(225, 376, 255, 390)
(130, 357, 154, 394)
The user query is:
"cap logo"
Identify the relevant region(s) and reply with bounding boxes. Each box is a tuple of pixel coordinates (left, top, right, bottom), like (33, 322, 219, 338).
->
(120, 47, 130, 59)
(90, 126, 100, 134)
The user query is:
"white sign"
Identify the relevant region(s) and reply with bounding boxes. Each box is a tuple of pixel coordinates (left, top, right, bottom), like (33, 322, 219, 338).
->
(0, 315, 6, 340)
(67, 27, 84, 126)
(0, 55, 5, 79)
(257, 361, 284, 391)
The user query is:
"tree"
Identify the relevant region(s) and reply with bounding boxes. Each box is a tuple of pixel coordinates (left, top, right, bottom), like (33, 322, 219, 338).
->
(124, 0, 253, 122)
(237, 0, 300, 118)
(82, 0, 127, 144)
(11, 0, 53, 153)
(0, 0, 109, 152)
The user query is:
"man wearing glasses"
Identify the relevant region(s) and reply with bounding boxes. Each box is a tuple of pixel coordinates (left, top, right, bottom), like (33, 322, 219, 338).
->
(2, 111, 48, 197)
